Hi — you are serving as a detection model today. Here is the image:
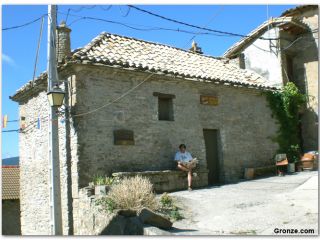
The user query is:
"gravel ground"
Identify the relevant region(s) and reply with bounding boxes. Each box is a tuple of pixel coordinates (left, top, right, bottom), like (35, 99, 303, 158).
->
(168, 171, 318, 236)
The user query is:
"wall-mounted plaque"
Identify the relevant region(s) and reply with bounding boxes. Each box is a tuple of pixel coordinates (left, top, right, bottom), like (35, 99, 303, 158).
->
(200, 95, 219, 106)
(114, 129, 134, 145)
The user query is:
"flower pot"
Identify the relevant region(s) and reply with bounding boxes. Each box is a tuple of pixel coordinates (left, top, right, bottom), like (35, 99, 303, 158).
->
(287, 163, 295, 173)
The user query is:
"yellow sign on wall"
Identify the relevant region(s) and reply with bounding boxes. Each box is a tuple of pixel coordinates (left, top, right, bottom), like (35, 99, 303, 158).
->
(200, 95, 219, 106)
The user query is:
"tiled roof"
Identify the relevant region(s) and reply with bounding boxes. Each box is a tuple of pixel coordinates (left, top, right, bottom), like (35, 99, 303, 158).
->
(72, 32, 276, 90)
(2, 167, 20, 200)
(11, 31, 280, 102)
(223, 17, 307, 58)
(281, 5, 318, 17)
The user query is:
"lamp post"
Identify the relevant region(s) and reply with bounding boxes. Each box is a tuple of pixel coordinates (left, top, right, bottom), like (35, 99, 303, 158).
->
(47, 85, 65, 107)
(47, 5, 64, 235)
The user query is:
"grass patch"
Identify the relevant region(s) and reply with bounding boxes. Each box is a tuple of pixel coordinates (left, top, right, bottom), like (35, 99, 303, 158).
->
(158, 192, 184, 221)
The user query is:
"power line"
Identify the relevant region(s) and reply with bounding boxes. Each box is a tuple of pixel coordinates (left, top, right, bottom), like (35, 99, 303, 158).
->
(68, 5, 97, 13)
(59, 11, 237, 37)
(2, 14, 47, 31)
(118, 5, 131, 17)
(184, 6, 225, 49)
(127, 5, 281, 41)
(32, 16, 44, 86)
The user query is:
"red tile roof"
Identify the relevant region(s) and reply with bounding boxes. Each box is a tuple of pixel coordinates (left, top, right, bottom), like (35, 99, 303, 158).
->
(2, 167, 20, 200)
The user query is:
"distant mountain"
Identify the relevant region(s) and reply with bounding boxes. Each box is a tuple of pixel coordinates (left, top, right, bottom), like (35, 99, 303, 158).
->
(2, 157, 19, 166)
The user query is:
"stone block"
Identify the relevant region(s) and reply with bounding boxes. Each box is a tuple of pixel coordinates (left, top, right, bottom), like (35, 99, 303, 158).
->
(143, 225, 173, 235)
(123, 217, 144, 235)
(118, 209, 137, 217)
(99, 215, 127, 235)
(138, 208, 172, 230)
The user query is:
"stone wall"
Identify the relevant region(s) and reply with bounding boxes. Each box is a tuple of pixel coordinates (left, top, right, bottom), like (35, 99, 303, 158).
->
(18, 86, 75, 235)
(74, 187, 115, 235)
(291, 8, 318, 151)
(2, 200, 21, 235)
(73, 65, 279, 186)
(19, 91, 51, 235)
(112, 170, 209, 193)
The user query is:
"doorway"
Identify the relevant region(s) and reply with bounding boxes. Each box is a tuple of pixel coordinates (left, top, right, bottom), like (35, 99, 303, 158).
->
(203, 129, 220, 185)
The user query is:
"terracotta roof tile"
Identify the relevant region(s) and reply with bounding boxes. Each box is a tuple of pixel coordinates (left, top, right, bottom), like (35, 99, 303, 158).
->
(72, 32, 276, 90)
(2, 167, 20, 200)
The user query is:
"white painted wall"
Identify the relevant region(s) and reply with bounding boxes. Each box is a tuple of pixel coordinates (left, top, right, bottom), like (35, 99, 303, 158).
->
(242, 27, 283, 87)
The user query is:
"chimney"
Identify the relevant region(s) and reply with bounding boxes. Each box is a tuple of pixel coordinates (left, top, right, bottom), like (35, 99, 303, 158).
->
(56, 21, 71, 63)
(189, 40, 203, 54)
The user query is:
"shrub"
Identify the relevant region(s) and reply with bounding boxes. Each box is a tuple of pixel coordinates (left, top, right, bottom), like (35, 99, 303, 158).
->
(266, 82, 307, 163)
(95, 197, 116, 213)
(107, 175, 158, 211)
(159, 193, 184, 221)
(169, 208, 183, 221)
(160, 192, 173, 208)
(93, 174, 106, 185)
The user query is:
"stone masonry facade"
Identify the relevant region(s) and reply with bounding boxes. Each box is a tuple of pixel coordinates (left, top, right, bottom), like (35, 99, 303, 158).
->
(15, 63, 279, 234)
(11, 17, 283, 235)
(73, 65, 279, 186)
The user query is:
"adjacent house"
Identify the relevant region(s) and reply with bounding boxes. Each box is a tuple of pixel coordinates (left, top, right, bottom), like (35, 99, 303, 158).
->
(224, 5, 318, 152)
(2, 166, 21, 235)
(10, 20, 281, 234)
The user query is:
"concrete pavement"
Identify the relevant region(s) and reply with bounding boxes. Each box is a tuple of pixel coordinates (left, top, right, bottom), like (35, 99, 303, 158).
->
(168, 171, 318, 235)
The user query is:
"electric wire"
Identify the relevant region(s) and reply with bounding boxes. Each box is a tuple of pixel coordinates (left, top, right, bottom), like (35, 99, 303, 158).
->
(2, 14, 47, 31)
(127, 5, 282, 41)
(32, 16, 44, 86)
(59, 11, 241, 37)
(118, 5, 131, 17)
(189, 6, 224, 46)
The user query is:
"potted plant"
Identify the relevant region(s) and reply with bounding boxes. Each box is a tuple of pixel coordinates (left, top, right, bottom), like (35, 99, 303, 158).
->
(287, 145, 300, 173)
(93, 175, 107, 196)
(93, 175, 115, 196)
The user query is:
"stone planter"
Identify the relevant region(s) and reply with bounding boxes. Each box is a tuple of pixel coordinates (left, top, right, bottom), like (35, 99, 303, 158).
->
(287, 163, 295, 173)
(94, 185, 110, 196)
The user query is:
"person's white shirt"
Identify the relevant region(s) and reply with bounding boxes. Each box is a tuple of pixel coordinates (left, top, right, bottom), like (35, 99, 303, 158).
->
(175, 151, 193, 163)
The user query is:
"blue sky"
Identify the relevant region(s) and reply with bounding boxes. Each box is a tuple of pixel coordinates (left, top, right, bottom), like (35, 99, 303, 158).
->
(2, 4, 296, 159)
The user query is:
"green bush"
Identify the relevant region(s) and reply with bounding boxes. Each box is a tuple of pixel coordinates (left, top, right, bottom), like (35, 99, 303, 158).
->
(95, 197, 116, 213)
(93, 174, 106, 185)
(159, 193, 184, 221)
(160, 192, 173, 208)
(266, 82, 307, 163)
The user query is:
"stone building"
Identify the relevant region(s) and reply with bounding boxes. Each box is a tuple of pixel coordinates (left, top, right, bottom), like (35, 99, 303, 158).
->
(2, 166, 21, 235)
(10, 21, 280, 234)
(224, 5, 318, 152)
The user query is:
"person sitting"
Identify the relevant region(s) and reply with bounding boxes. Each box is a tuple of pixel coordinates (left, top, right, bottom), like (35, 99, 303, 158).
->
(174, 144, 198, 191)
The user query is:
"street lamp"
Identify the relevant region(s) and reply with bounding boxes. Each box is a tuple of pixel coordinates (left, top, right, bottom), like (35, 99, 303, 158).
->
(47, 85, 65, 107)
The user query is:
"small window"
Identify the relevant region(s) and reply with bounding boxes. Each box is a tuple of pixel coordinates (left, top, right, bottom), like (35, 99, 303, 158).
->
(153, 92, 175, 121)
(114, 129, 134, 145)
(158, 98, 174, 121)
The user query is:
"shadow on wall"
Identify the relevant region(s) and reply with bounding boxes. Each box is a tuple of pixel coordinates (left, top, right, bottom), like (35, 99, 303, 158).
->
(301, 107, 318, 152)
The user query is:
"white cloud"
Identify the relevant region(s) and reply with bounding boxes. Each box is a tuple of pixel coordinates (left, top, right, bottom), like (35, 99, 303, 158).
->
(2, 53, 16, 67)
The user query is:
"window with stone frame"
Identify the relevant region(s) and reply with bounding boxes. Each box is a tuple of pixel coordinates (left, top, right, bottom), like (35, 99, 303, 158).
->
(153, 92, 175, 121)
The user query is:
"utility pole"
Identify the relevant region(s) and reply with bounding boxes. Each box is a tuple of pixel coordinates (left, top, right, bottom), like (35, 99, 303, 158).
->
(47, 4, 63, 235)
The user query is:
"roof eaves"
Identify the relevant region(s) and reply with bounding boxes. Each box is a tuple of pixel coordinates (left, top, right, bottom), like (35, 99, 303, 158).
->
(223, 17, 297, 58)
(281, 5, 318, 17)
(77, 59, 279, 91)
